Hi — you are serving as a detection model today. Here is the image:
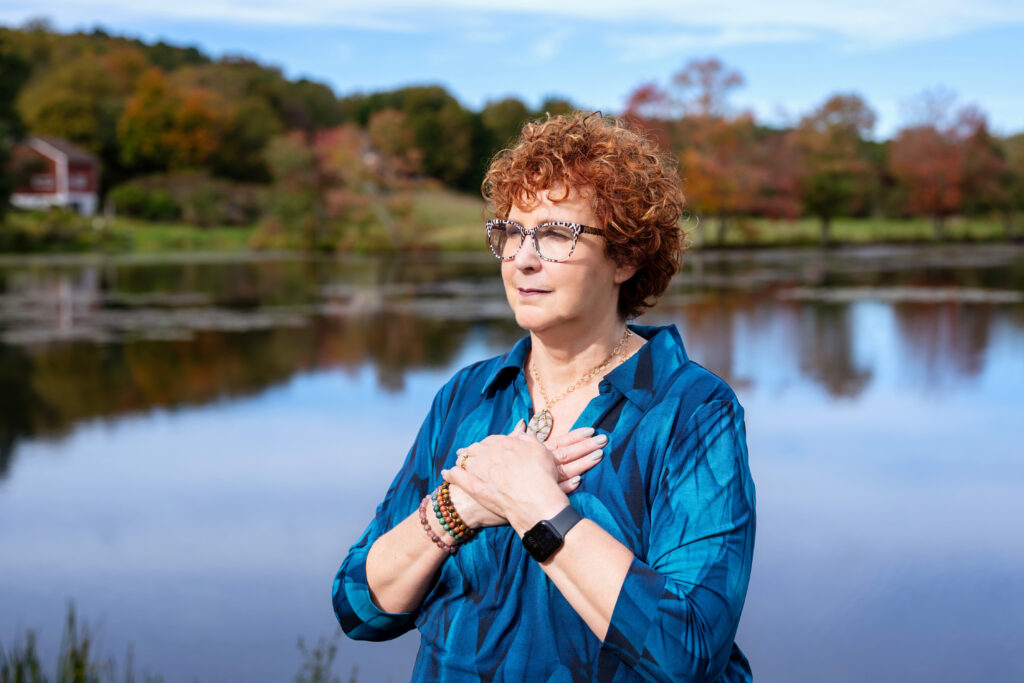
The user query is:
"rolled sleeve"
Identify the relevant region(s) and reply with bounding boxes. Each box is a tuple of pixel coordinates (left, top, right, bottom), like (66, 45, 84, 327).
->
(600, 399, 756, 682)
(601, 557, 669, 667)
(332, 540, 416, 640)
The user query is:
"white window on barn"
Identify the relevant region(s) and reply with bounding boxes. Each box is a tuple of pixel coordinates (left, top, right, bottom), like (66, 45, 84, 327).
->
(30, 174, 55, 191)
(70, 172, 89, 190)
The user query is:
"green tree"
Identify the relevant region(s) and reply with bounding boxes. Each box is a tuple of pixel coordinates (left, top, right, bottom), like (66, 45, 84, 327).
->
(16, 45, 148, 190)
(794, 93, 877, 245)
(481, 97, 531, 152)
(538, 96, 575, 117)
(1004, 133, 1024, 237)
(0, 36, 30, 219)
(340, 85, 484, 190)
(262, 131, 322, 248)
(285, 78, 346, 130)
(16, 52, 123, 154)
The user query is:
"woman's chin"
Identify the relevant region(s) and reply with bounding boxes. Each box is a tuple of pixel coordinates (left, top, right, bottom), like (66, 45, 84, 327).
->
(513, 309, 554, 333)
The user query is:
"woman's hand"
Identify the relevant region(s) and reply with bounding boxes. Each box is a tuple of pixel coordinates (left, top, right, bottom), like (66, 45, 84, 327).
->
(444, 423, 607, 535)
(447, 423, 606, 530)
(528, 424, 608, 494)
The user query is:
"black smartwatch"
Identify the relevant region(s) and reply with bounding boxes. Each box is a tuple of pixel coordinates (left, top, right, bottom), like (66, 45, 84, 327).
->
(522, 505, 583, 563)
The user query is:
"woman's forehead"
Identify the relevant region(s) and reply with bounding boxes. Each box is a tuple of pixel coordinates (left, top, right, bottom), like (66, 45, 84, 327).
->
(512, 183, 595, 211)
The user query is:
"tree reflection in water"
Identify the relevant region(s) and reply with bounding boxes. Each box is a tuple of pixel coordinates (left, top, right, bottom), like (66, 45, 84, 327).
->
(2, 247, 1023, 477)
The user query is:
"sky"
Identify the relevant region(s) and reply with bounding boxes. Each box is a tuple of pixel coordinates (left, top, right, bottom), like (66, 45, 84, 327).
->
(3, 0, 1024, 138)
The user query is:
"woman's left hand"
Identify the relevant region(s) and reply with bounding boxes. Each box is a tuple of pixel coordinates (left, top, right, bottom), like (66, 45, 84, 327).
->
(442, 423, 575, 535)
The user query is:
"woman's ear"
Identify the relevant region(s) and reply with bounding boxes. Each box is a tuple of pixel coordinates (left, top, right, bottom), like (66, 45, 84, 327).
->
(613, 261, 638, 285)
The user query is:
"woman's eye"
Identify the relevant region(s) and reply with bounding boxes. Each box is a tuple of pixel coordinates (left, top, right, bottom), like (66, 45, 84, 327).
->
(539, 227, 573, 241)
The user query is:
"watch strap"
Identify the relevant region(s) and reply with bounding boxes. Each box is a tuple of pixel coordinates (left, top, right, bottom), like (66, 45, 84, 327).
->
(548, 505, 583, 538)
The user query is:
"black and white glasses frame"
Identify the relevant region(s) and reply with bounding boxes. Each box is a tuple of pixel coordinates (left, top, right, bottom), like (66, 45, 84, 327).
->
(485, 219, 604, 263)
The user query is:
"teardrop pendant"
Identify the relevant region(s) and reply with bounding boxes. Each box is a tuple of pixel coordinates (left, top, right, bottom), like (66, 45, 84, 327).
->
(527, 409, 553, 442)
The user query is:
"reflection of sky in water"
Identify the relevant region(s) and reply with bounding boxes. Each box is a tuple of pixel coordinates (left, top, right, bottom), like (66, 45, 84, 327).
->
(2, 266, 1024, 680)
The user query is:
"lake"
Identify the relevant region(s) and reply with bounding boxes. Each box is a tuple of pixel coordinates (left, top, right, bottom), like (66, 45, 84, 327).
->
(1, 245, 1022, 682)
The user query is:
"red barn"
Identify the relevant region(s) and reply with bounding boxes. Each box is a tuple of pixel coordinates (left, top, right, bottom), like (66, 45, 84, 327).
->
(11, 136, 101, 216)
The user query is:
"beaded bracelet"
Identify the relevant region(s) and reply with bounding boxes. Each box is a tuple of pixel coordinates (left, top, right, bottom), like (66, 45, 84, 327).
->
(419, 495, 457, 555)
(432, 486, 473, 543)
(439, 483, 475, 541)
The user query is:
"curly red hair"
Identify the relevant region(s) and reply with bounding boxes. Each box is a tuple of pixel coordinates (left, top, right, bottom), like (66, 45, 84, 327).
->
(482, 111, 685, 319)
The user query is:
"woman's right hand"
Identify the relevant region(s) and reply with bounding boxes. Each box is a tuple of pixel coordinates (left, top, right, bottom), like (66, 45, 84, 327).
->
(530, 424, 609, 494)
(449, 422, 607, 528)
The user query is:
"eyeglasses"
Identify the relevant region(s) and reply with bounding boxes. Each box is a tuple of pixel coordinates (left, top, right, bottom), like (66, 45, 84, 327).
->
(485, 219, 603, 263)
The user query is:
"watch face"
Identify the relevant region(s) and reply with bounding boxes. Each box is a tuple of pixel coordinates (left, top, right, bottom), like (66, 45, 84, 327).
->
(523, 520, 562, 562)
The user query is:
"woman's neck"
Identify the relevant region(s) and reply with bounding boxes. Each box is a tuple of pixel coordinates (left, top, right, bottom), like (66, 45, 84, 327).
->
(529, 318, 631, 389)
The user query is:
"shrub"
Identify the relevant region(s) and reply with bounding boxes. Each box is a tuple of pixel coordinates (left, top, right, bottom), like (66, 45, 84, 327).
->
(108, 184, 181, 221)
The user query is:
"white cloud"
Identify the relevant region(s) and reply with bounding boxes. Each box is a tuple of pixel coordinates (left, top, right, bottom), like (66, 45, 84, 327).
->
(4, 0, 1023, 48)
(528, 28, 571, 62)
(609, 25, 818, 61)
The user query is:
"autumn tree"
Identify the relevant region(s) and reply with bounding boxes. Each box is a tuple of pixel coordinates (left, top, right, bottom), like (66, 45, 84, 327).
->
(747, 128, 802, 221)
(680, 115, 761, 243)
(318, 123, 414, 247)
(888, 92, 992, 240)
(889, 124, 964, 238)
(367, 109, 421, 180)
(673, 59, 758, 243)
(673, 57, 744, 119)
(958, 108, 1011, 224)
(625, 59, 770, 243)
(794, 93, 877, 245)
(118, 68, 233, 172)
(622, 82, 672, 148)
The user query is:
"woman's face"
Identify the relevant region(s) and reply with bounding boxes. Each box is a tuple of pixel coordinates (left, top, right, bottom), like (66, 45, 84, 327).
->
(502, 186, 635, 336)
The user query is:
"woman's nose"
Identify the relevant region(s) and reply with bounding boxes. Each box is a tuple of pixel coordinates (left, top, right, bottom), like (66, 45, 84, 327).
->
(512, 235, 541, 270)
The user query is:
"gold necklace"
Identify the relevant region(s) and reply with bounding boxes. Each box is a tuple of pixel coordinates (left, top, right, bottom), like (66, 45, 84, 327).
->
(527, 328, 633, 442)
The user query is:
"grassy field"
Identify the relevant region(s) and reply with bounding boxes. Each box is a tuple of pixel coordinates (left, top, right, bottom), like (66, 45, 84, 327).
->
(2, 190, 1019, 254)
(416, 196, 1019, 250)
(108, 219, 255, 252)
(0, 209, 253, 253)
(700, 215, 1018, 247)
(409, 186, 487, 250)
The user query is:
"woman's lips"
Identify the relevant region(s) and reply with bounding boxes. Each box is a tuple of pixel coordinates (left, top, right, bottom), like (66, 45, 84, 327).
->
(518, 288, 550, 297)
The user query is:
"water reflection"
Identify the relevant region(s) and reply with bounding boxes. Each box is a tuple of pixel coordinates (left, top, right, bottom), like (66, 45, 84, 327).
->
(2, 247, 1023, 479)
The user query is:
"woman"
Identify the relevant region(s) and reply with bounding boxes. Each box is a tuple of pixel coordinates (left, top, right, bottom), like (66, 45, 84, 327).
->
(333, 112, 755, 681)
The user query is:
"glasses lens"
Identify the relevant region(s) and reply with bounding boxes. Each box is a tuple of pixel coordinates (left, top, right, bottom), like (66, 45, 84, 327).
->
(534, 224, 576, 261)
(488, 222, 523, 259)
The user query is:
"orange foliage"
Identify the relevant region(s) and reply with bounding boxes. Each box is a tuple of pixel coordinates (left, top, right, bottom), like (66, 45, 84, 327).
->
(890, 126, 965, 221)
(119, 68, 233, 170)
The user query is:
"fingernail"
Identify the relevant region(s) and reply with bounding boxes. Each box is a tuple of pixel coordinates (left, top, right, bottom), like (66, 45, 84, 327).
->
(569, 475, 582, 485)
(578, 427, 595, 437)
(516, 419, 525, 430)
(589, 449, 603, 461)
(440, 469, 448, 477)
(595, 434, 608, 445)
(456, 448, 467, 456)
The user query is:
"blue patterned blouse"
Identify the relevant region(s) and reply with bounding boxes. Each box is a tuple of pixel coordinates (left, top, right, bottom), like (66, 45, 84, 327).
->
(333, 324, 756, 682)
